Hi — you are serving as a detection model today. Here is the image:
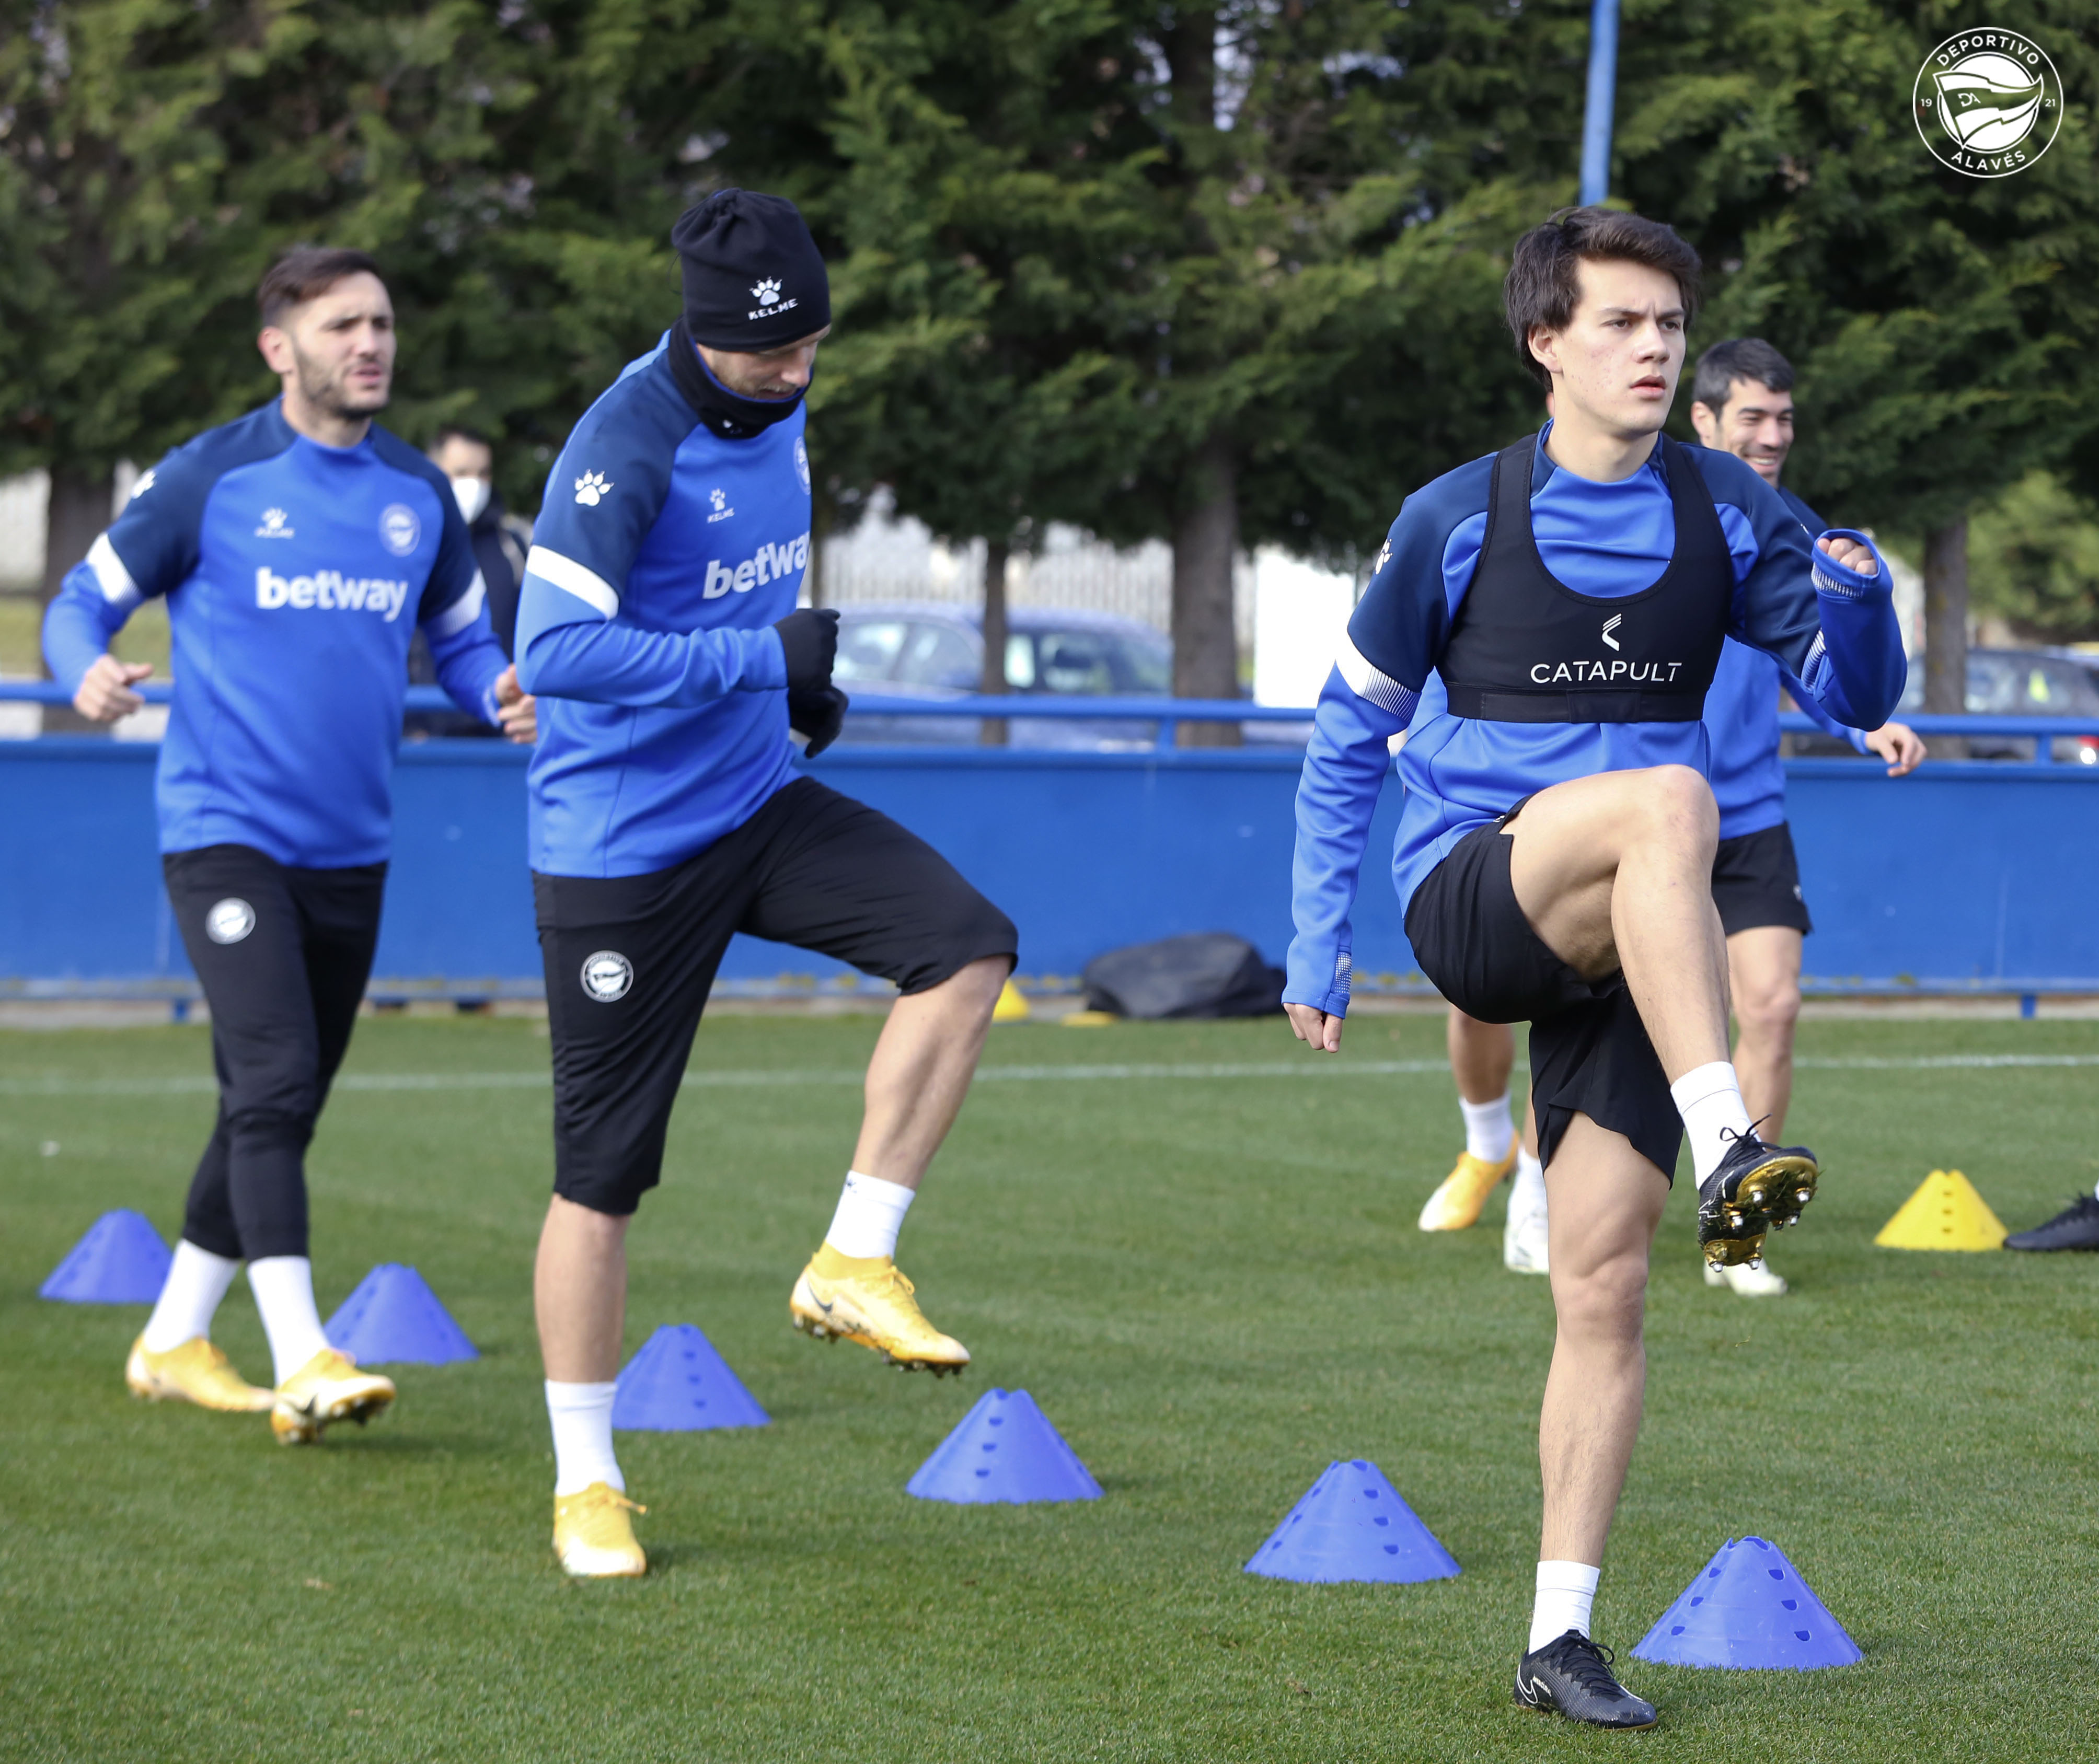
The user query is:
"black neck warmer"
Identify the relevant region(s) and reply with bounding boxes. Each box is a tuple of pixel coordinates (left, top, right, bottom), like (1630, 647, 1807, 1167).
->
(667, 318, 807, 439)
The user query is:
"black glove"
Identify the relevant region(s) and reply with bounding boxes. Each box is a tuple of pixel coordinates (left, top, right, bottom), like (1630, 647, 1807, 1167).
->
(788, 685, 849, 758)
(772, 608, 840, 692)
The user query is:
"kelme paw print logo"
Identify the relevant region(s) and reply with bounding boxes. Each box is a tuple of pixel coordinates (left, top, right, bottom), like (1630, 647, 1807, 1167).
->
(751, 279, 781, 306)
(573, 470, 613, 507)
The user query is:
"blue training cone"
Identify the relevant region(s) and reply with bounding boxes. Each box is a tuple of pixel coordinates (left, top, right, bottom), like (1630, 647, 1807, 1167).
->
(613, 1324, 769, 1431)
(40, 1209, 173, 1304)
(324, 1264, 478, 1365)
(1632, 1536, 1862, 1669)
(907, 1388, 1102, 1504)
(1244, 1459, 1461, 1584)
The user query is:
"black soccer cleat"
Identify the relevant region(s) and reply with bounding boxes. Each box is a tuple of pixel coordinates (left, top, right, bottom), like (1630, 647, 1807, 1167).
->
(1696, 1125, 1818, 1269)
(1513, 1631, 1657, 1730)
(2005, 1193, 2099, 1252)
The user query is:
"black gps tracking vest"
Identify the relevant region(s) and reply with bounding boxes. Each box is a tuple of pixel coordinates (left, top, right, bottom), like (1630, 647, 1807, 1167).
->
(1439, 434, 1733, 723)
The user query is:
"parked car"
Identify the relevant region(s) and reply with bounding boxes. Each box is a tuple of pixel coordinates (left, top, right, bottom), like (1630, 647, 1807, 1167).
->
(831, 605, 1174, 748)
(1790, 646, 2099, 764)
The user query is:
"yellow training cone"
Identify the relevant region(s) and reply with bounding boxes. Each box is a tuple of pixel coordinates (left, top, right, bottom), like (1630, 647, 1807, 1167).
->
(1874, 1169, 2007, 1251)
(991, 979, 1031, 1023)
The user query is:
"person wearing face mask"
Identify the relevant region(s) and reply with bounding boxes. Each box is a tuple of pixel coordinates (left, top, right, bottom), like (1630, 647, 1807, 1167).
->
(426, 427, 528, 657)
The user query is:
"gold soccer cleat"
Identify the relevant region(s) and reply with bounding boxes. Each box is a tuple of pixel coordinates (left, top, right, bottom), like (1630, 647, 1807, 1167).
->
(1419, 1148, 1518, 1231)
(1704, 1255, 1789, 1296)
(125, 1334, 275, 1412)
(553, 1482, 647, 1579)
(269, 1348, 396, 1445)
(790, 1245, 971, 1375)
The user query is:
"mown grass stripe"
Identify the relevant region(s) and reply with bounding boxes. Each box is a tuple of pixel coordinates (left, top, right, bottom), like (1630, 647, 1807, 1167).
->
(4, 1050, 2097, 1098)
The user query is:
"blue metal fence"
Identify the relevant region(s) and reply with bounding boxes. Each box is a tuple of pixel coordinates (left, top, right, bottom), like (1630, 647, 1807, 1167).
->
(2, 684, 2093, 1002)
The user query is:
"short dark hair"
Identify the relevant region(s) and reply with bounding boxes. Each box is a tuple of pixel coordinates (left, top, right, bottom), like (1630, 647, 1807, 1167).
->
(1690, 338, 1795, 414)
(257, 247, 385, 326)
(1504, 207, 1703, 390)
(431, 424, 492, 454)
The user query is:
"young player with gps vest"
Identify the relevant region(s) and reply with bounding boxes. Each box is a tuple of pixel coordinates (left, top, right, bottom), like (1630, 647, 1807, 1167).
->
(1283, 208, 1905, 1728)
(1428, 336, 1927, 1296)
(514, 190, 1017, 1580)
(42, 247, 534, 1445)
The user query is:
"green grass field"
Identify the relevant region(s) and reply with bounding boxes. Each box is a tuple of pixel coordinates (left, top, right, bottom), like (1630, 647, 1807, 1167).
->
(4, 1011, 2097, 1762)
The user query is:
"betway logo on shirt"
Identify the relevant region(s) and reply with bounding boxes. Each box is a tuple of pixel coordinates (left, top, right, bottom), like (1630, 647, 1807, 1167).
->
(256, 567, 412, 622)
(702, 532, 811, 599)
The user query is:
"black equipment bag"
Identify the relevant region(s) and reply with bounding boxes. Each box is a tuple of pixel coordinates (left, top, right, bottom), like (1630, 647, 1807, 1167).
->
(1080, 932, 1286, 1020)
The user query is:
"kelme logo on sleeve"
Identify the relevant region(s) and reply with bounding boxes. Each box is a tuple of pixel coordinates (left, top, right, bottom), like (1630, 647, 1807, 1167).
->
(255, 568, 411, 621)
(703, 531, 811, 598)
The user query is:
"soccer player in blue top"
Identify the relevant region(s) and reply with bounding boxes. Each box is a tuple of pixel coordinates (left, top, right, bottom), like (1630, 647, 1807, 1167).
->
(42, 248, 533, 1445)
(1437, 338, 1929, 1294)
(1283, 209, 1906, 1727)
(514, 191, 1017, 1579)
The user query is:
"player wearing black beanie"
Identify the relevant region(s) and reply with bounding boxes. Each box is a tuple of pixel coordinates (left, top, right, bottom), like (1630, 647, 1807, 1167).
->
(513, 185, 1017, 1580)
(672, 188, 833, 351)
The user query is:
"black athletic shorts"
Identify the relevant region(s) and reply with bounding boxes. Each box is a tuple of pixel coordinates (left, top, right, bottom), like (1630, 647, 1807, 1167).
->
(536, 777, 1017, 1215)
(1404, 805, 1681, 1181)
(1711, 821, 1812, 937)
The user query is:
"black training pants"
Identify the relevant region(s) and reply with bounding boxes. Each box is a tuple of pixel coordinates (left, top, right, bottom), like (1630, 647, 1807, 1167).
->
(163, 844, 386, 1261)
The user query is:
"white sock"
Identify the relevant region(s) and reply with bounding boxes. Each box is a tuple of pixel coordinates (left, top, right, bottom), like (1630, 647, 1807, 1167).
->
(547, 1380, 624, 1495)
(1509, 1148, 1547, 1220)
(141, 1239, 242, 1352)
(1670, 1061, 1753, 1186)
(1529, 1560, 1601, 1652)
(1460, 1092, 1516, 1164)
(246, 1256, 332, 1386)
(824, 1170, 915, 1260)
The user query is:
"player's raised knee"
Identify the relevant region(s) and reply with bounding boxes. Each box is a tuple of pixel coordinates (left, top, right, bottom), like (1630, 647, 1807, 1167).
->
(1634, 764, 1718, 846)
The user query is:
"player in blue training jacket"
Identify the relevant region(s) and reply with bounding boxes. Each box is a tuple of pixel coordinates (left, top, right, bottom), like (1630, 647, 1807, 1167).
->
(514, 190, 1016, 1580)
(43, 247, 533, 1447)
(1282, 210, 1905, 1728)
(1446, 339, 1931, 1293)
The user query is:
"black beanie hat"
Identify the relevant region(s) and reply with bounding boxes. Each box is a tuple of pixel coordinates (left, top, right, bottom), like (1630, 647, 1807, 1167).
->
(672, 190, 831, 351)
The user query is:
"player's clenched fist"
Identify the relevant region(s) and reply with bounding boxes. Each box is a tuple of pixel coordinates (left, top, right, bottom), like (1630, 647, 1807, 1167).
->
(1814, 534, 1878, 577)
(72, 656, 154, 723)
(493, 665, 537, 745)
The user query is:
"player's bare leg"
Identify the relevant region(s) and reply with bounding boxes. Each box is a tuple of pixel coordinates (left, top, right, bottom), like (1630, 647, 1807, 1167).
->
(1705, 925, 1804, 1294)
(1538, 1116, 1669, 1564)
(850, 955, 1010, 1188)
(1505, 765, 1815, 1267)
(792, 955, 1009, 1372)
(1726, 926, 1803, 1135)
(1424, 1011, 1519, 1229)
(1505, 765, 1730, 1073)
(536, 1198, 629, 1385)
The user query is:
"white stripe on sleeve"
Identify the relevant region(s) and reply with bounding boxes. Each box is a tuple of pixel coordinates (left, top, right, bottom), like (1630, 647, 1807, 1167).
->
(87, 533, 141, 609)
(1335, 633, 1420, 719)
(423, 569, 487, 639)
(524, 545, 619, 619)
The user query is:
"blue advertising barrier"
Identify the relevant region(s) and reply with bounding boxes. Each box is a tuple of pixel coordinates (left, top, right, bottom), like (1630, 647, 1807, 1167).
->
(1, 691, 2094, 999)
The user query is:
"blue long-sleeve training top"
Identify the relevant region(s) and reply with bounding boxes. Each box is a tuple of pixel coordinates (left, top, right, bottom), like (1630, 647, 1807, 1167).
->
(1286, 425, 1906, 1016)
(41, 401, 506, 867)
(1701, 483, 1871, 839)
(514, 332, 808, 878)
